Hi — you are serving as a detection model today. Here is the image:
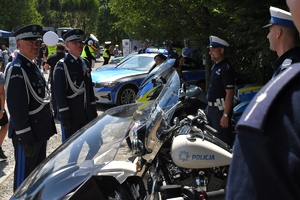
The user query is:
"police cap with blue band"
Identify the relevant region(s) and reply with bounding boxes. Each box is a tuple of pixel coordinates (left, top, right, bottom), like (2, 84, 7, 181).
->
(263, 6, 296, 29)
(63, 28, 85, 42)
(13, 24, 43, 41)
(208, 36, 229, 48)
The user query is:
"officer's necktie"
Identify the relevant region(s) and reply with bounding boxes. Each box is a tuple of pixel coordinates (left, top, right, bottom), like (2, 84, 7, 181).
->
(76, 58, 82, 73)
(76, 58, 81, 65)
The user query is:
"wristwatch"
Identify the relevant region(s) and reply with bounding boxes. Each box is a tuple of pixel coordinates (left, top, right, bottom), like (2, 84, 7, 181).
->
(223, 113, 228, 118)
(0, 110, 5, 113)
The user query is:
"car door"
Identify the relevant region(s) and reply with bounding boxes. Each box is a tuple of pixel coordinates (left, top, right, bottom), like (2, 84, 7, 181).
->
(180, 57, 206, 86)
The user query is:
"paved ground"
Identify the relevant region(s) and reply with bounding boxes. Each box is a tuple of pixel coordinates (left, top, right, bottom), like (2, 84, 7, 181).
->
(0, 57, 116, 199)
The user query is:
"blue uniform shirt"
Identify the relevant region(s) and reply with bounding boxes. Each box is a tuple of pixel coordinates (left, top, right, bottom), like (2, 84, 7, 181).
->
(206, 58, 235, 102)
(182, 47, 194, 59)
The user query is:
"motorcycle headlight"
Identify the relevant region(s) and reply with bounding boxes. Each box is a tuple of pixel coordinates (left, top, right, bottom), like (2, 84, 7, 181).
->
(95, 82, 119, 88)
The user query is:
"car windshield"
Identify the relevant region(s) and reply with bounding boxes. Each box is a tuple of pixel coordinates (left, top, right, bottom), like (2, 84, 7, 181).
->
(117, 56, 155, 71)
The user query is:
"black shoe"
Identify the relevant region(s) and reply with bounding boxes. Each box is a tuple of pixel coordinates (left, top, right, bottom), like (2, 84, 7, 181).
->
(0, 148, 7, 159)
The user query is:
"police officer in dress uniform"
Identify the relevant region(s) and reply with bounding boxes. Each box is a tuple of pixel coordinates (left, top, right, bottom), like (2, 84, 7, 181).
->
(226, 4, 300, 199)
(5, 24, 57, 191)
(81, 34, 99, 68)
(138, 39, 149, 54)
(205, 36, 235, 147)
(264, 6, 300, 80)
(53, 28, 97, 142)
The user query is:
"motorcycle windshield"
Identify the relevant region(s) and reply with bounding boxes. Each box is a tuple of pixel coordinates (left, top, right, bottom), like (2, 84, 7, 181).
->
(11, 71, 181, 199)
(11, 102, 154, 200)
(145, 69, 181, 151)
(140, 58, 176, 87)
(136, 59, 176, 102)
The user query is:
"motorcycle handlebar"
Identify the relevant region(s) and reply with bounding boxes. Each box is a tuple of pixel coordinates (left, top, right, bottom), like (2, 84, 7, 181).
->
(203, 123, 218, 135)
(206, 189, 226, 200)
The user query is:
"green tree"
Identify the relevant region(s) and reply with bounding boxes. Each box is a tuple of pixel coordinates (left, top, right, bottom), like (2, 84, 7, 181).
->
(37, 0, 56, 27)
(109, 0, 291, 85)
(97, 0, 127, 45)
(0, 0, 42, 31)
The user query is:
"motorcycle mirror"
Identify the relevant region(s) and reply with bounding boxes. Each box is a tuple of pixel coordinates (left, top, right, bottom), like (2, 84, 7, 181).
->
(173, 117, 180, 126)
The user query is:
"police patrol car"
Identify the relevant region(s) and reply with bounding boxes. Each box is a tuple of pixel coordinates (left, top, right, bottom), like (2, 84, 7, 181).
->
(91, 48, 205, 105)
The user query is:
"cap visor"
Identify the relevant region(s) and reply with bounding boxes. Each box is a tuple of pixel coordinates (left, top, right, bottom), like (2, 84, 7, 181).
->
(263, 23, 273, 28)
(21, 37, 42, 41)
(207, 45, 219, 48)
(68, 39, 85, 43)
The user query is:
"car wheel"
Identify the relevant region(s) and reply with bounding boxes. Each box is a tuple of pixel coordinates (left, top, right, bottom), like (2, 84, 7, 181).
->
(117, 86, 138, 105)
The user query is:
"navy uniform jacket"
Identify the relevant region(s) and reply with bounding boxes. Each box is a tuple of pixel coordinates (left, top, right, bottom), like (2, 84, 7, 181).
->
(206, 58, 235, 102)
(138, 48, 146, 54)
(271, 46, 300, 79)
(167, 49, 182, 71)
(53, 53, 97, 125)
(226, 64, 300, 199)
(5, 53, 56, 144)
(167, 49, 180, 60)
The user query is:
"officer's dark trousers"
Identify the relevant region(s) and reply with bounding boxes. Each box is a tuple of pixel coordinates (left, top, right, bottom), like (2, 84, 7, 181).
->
(205, 106, 232, 147)
(12, 138, 47, 191)
(103, 57, 109, 65)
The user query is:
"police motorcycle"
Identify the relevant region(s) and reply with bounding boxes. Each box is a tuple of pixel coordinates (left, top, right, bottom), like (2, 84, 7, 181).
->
(133, 60, 231, 199)
(11, 65, 231, 200)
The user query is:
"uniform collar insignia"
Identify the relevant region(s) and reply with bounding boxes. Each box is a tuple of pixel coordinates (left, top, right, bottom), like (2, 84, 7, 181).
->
(282, 58, 292, 67)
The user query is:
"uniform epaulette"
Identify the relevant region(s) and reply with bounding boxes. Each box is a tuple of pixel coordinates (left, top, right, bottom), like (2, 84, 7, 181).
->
(237, 63, 300, 132)
(12, 60, 22, 67)
(58, 58, 65, 63)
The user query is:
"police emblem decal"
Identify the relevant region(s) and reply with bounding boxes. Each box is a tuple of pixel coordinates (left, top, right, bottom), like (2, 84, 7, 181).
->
(178, 150, 190, 162)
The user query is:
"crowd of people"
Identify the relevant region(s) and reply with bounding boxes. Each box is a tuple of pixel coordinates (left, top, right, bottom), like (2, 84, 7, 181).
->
(1, 0, 300, 197)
